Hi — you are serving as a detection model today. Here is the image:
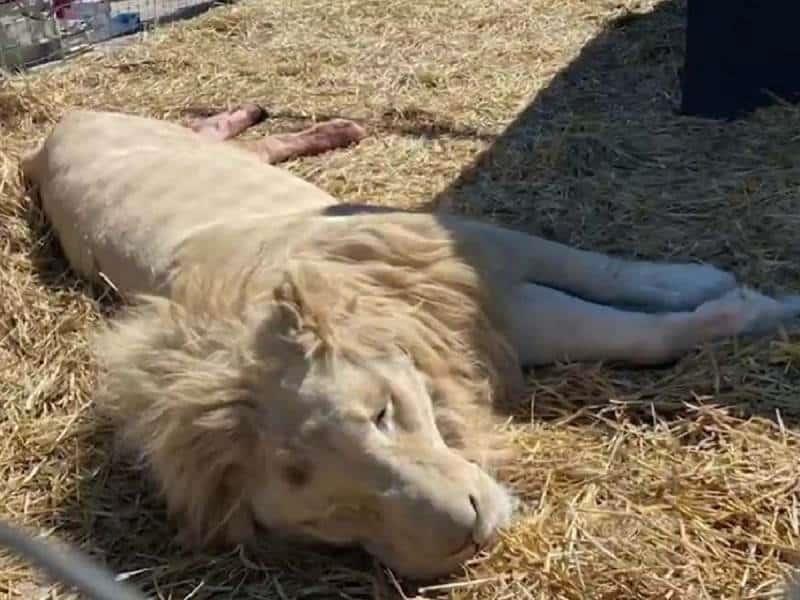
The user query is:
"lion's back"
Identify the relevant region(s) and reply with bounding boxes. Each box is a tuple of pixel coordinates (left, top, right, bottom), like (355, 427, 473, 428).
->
(22, 110, 338, 295)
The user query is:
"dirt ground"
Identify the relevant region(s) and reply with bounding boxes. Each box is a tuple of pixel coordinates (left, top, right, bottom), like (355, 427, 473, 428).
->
(1, 0, 799, 598)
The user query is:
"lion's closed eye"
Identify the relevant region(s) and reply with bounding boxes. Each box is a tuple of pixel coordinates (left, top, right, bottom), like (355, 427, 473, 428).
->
(282, 461, 313, 488)
(373, 397, 393, 433)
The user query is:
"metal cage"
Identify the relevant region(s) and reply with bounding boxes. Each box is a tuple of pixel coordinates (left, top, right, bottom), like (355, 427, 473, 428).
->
(0, 0, 216, 71)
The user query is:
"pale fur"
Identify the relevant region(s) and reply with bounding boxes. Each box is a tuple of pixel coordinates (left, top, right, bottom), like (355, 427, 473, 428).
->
(94, 218, 524, 547)
(23, 110, 800, 578)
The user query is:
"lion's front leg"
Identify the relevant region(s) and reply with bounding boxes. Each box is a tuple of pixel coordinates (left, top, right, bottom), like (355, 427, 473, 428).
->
(502, 282, 800, 367)
(443, 216, 737, 313)
(601, 259, 738, 313)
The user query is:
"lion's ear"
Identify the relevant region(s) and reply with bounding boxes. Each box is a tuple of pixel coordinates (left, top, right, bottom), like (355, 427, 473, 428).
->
(93, 295, 266, 549)
(271, 266, 341, 357)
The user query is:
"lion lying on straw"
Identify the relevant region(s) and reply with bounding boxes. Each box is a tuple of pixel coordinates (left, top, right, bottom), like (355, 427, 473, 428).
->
(21, 106, 800, 578)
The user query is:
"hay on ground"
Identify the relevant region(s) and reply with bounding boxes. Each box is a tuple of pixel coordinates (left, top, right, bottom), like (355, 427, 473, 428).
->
(1, 0, 799, 598)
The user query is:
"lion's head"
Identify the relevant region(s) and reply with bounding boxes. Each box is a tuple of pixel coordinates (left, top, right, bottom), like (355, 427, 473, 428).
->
(94, 216, 524, 578)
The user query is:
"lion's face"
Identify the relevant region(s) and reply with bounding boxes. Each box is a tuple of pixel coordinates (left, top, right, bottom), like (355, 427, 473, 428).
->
(249, 351, 514, 579)
(97, 255, 520, 580)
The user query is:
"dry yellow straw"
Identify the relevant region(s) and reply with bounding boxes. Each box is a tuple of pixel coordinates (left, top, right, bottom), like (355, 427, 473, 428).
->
(1, 0, 799, 597)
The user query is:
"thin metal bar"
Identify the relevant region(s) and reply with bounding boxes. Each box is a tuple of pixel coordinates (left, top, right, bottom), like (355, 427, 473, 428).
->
(0, 519, 150, 600)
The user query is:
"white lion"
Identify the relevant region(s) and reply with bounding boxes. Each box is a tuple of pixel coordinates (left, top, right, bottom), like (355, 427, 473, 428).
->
(20, 107, 800, 579)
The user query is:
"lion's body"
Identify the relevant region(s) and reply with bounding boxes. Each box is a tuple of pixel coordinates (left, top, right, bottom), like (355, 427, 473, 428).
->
(22, 109, 524, 431)
(21, 110, 800, 578)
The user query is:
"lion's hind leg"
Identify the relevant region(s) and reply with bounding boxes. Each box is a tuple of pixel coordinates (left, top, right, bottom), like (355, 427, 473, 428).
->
(187, 103, 268, 141)
(236, 119, 367, 165)
(505, 282, 800, 367)
(184, 104, 366, 165)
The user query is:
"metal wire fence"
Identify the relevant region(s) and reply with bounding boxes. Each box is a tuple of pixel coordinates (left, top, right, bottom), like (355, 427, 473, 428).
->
(0, 0, 218, 71)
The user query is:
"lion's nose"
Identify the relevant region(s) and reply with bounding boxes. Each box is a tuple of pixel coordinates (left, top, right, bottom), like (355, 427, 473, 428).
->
(468, 493, 489, 547)
(448, 493, 496, 556)
(446, 494, 482, 557)
(468, 494, 479, 514)
(468, 487, 506, 550)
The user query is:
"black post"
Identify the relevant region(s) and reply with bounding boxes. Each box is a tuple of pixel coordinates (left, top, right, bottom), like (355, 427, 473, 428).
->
(680, 0, 800, 120)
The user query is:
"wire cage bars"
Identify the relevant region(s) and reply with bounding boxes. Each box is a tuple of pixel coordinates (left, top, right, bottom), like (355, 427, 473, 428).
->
(0, 0, 216, 71)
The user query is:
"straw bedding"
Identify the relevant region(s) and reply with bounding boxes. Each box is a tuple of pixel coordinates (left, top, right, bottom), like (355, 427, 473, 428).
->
(1, 0, 799, 597)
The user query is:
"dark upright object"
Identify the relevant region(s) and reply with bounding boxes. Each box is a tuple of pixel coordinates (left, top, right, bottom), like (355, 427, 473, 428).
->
(680, 0, 800, 120)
